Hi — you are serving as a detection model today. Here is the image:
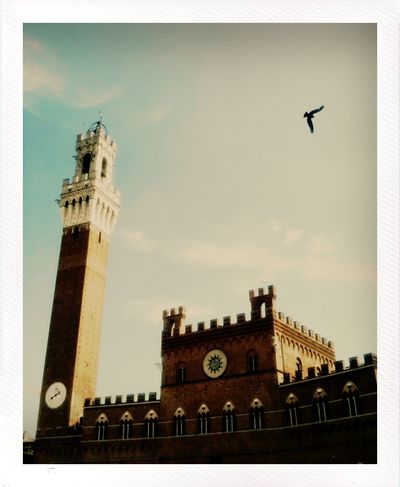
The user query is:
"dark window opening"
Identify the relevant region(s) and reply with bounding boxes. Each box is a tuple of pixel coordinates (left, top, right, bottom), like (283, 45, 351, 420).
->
(344, 393, 359, 417)
(222, 410, 236, 433)
(176, 365, 186, 384)
(314, 399, 328, 422)
(287, 405, 299, 426)
(82, 153, 92, 174)
(144, 417, 158, 438)
(120, 420, 132, 439)
(197, 413, 210, 434)
(101, 157, 107, 178)
(95, 422, 107, 441)
(247, 353, 258, 373)
(250, 407, 264, 429)
(173, 415, 185, 436)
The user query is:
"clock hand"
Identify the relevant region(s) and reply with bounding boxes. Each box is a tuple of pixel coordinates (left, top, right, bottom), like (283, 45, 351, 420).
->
(51, 390, 61, 400)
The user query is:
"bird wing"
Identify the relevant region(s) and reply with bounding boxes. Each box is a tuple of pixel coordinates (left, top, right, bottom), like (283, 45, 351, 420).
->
(307, 117, 314, 133)
(309, 105, 324, 116)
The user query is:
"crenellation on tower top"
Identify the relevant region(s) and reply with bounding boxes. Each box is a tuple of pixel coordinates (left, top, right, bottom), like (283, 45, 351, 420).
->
(210, 319, 219, 329)
(236, 312, 246, 323)
(162, 306, 186, 336)
(223, 316, 231, 326)
(161, 285, 334, 356)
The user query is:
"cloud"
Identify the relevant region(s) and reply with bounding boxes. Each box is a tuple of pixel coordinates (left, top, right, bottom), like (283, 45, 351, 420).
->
(74, 86, 123, 109)
(178, 239, 260, 269)
(24, 61, 64, 96)
(135, 101, 173, 126)
(120, 229, 157, 253)
(23, 36, 122, 109)
(284, 228, 304, 244)
(308, 234, 336, 253)
(24, 36, 65, 101)
(24, 37, 43, 53)
(120, 227, 260, 269)
(119, 225, 372, 284)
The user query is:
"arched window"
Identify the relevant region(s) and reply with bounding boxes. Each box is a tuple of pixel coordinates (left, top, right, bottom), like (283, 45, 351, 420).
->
(85, 195, 90, 204)
(222, 402, 236, 433)
(197, 404, 210, 434)
(79, 196, 82, 205)
(286, 393, 299, 426)
(176, 364, 186, 384)
(65, 200, 69, 209)
(144, 410, 158, 438)
(313, 388, 328, 422)
(173, 408, 186, 436)
(120, 412, 133, 439)
(343, 381, 360, 417)
(247, 351, 258, 373)
(95, 413, 108, 441)
(249, 398, 264, 429)
(82, 153, 91, 174)
(101, 157, 107, 178)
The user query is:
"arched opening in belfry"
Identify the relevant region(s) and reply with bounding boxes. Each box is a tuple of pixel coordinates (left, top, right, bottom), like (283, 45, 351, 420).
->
(101, 157, 107, 178)
(82, 153, 92, 174)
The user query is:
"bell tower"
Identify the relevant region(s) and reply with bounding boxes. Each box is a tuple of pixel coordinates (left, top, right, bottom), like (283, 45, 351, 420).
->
(36, 120, 120, 436)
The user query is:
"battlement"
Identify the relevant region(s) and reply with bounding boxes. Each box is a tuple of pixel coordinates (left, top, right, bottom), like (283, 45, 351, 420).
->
(163, 306, 186, 336)
(163, 310, 253, 339)
(279, 352, 377, 385)
(162, 285, 333, 349)
(83, 391, 159, 408)
(76, 123, 116, 148)
(61, 176, 120, 198)
(273, 310, 334, 350)
(248, 285, 277, 300)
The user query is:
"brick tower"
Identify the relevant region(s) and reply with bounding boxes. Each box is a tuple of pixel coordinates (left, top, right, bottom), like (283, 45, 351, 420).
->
(36, 120, 120, 436)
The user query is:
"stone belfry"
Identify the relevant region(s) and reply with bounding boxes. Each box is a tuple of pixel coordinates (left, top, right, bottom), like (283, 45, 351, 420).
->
(36, 120, 120, 436)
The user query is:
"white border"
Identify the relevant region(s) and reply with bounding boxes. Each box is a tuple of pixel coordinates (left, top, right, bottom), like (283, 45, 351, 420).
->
(1, 1, 399, 486)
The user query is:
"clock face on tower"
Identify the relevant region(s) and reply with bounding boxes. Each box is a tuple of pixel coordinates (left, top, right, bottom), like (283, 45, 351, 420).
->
(203, 349, 227, 378)
(45, 382, 67, 409)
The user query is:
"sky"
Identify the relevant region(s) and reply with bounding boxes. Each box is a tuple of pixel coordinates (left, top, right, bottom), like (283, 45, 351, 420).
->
(23, 23, 377, 439)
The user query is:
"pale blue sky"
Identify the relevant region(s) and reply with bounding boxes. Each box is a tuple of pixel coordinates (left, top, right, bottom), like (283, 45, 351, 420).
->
(23, 23, 376, 438)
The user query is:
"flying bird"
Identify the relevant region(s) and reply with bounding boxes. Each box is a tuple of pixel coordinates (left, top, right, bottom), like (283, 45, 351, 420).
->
(304, 105, 324, 133)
